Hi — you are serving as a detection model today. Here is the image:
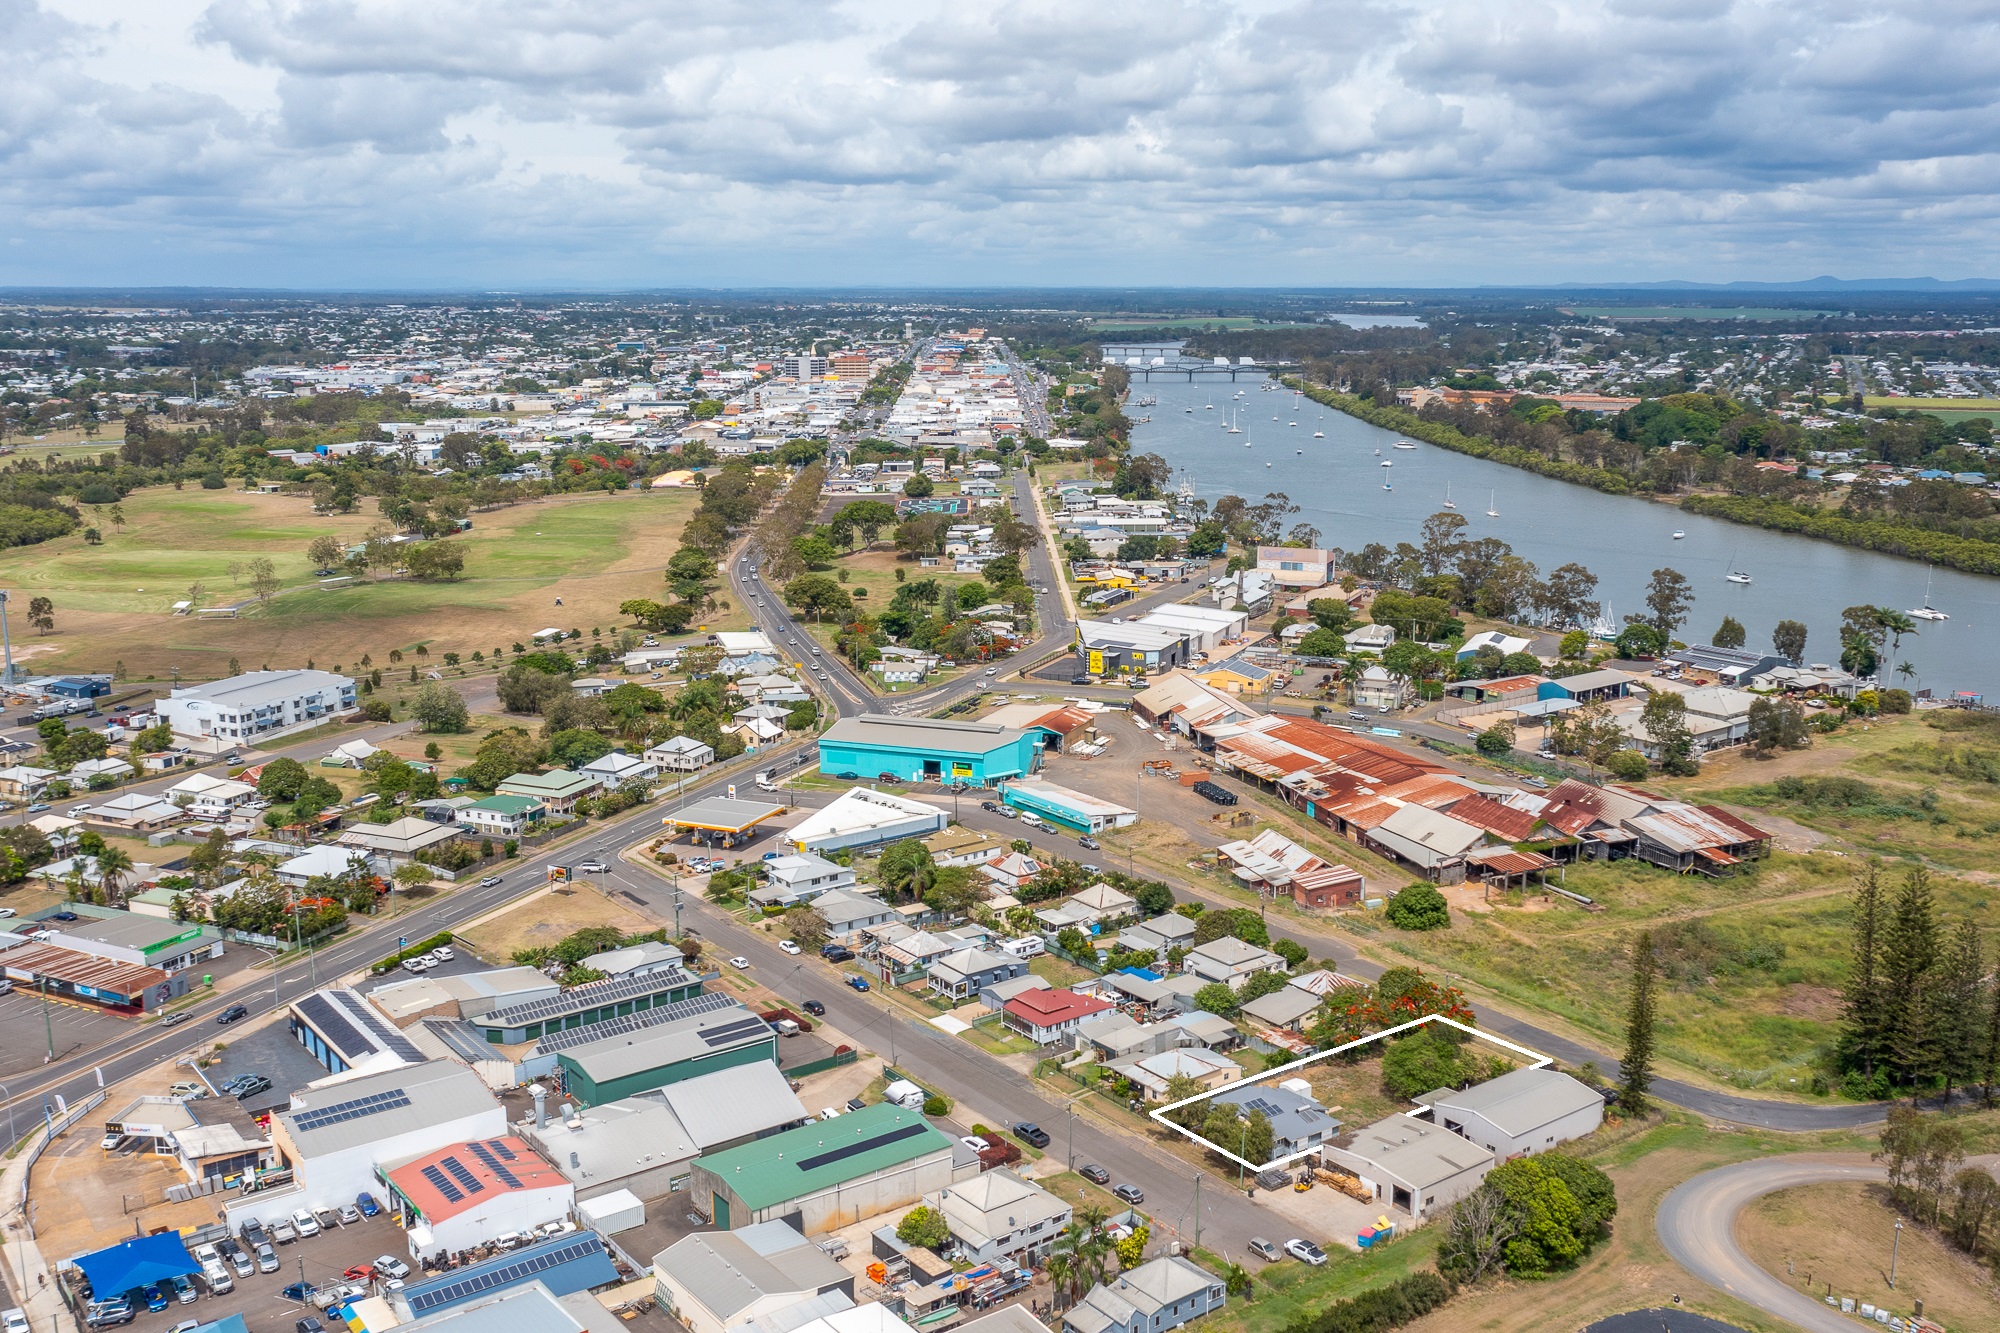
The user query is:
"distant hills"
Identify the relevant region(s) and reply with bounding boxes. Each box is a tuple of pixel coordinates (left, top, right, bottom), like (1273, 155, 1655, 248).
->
(1530, 275, 2000, 292)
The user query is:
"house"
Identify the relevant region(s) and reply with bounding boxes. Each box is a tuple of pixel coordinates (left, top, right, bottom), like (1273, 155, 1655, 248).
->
(1033, 883, 1137, 933)
(1116, 913, 1196, 960)
(1209, 1084, 1338, 1157)
(1412, 1067, 1605, 1159)
(1214, 829, 1363, 910)
(978, 973, 1049, 1012)
(496, 769, 602, 815)
(653, 1221, 855, 1333)
(927, 947, 1026, 1002)
(1343, 623, 1396, 653)
(647, 736, 717, 773)
(982, 851, 1042, 893)
(1454, 631, 1533, 662)
(1320, 1115, 1494, 1221)
(1256, 547, 1339, 588)
(938, 1168, 1072, 1266)
(1351, 665, 1407, 711)
(921, 828, 1009, 868)
(1238, 987, 1320, 1032)
(338, 816, 464, 863)
(80, 792, 183, 830)
(728, 715, 786, 748)
(1107, 1048, 1241, 1099)
(321, 738, 381, 768)
(1184, 937, 1288, 990)
(165, 773, 258, 820)
(1003, 988, 1114, 1045)
(747, 853, 855, 909)
(0, 766, 58, 800)
(157, 669, 357, 743)
(67, 757, 132, 787)
(458, 794, 545, 838)
(581, 752, 660, 788)
(1062, 1255, 1226, 1333)
(276, 844, 374, 887)
(811, 888, 899, 944)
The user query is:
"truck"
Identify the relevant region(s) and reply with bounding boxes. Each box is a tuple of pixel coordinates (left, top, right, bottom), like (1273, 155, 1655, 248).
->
(754, 770, 779, 791)
(883, 1079, 928, 1110)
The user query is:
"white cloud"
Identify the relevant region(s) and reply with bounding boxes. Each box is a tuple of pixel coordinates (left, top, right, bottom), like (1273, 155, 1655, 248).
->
(7, 0, 2000, 285)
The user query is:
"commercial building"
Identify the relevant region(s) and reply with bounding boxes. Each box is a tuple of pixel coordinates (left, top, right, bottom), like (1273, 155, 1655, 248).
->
(0, 937, 187, 1013)
(1074, 620, 1190, 676)
(1320, 1115, 1493, 1222)
(466, 965, 703, 1044)
(690, 1103, 958, 1234)
(385, 1137, 573, 1261)
(497, 770, 604, 816)
(653, 1221, 854, 1333)
(1062, 1256, 1226, 1333)
(101, 1093, 272, 1186)
(289, 986, 427, 1075)
(663, 796, 787, 848)
(1136, 605, 1250, 656)
(819, 715, 1039, 785)
(50, 910, 221, 975)
(554, 996, 776, 1105)
(997, 778, 1135, 834)
(784, 788, 947, 855)
(1214, 829, 1363, 911)
(157, 669, 358, 742)
(1412, 1067, 1605, 1159)
(937, 1168, 1071, 1265)
(391, 1234, 621, 1323)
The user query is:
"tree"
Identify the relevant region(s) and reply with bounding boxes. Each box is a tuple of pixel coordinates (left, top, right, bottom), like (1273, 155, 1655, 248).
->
(1876, 1105, 1965, 1226)
(902, 473, 934, 498)
(1773, 618, 1809, 663)
(1712, 615, 1745, 648)
(1642, 567, 1693, 637)
(392, 864, 433, 894)
(784, 905, 830, 953)
(545, 728, 614, 769)
(1880, 865, 1942, 1089)
(1190, 982, 1241, 1018)
(306, 534, 346, 569)
(1381, 1028, 1474, 1097)
(496, 664, 571, 715)
(1619, 930, 1657, 1114)
(1605, 749, 1648, 781)
(1745, 697, 1809, 754)
(1306, 598, 1355, 634)
(1439, 1183, 1523, 1284)
(1132, 881, 1174, 916)
(247, 556, 279, 602)
(255, 756, 310, 801)
(410, 682, 469, 734)
(1640, 690, 1697, 775)
(1484, 1157, 1586, 1276)
(1541, 562, 1601, 628)
(1474, 725, 1513, 756)
(878, 839, 937, 901)
(1418, 510, 1468, 576)
(1385, 883, 1450, 931)
(792, 534, 838, 568)
(1296, 626, 1344, 658)
(897, 1205, 951, 1250)
(619, 598, 694, 634)
(1191, 906, 1268, 947)
(26, 596, 54, 634)
(1937, 919, 1986, 1103)
(93, 845, 135, 907)
(1839, 864, 1889, 1084)
(784, 575, 854, 623)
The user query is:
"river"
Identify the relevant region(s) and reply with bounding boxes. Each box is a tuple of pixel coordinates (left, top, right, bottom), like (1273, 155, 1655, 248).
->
(1132, 376, 2000, 698)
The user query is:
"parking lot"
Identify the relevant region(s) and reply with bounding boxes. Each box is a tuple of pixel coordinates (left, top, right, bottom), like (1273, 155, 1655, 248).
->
(95, 1210, 408, 1333)
(0, 987, 131, 1079)
(202, 1018, 341, 1117)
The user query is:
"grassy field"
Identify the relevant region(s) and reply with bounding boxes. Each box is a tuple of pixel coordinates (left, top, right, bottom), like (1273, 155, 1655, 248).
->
(457, 883, 664, 964)
(1862, 396, 2000, 412)
(0, 485, 706, 679)
(1736, 1181, 1996, 1327)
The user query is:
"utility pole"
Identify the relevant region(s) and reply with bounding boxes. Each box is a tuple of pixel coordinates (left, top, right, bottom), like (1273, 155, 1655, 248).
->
(1192, 1173, 1202, 1251)
(0, 590, 14, 689)
(38, 980, 53, 1062)
(1889, 1220, 1902, 1289)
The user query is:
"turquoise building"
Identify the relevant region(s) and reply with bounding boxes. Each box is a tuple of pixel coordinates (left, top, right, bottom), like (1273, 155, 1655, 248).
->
(817, 714, 1040, 785)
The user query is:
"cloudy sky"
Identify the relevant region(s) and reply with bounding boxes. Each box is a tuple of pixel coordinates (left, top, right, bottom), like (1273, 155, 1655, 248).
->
(7, 0, 2000, 288)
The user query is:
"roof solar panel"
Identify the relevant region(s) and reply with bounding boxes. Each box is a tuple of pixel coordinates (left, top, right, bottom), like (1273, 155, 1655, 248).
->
(698, 1016, 775, 1047)
(403, 1234, 607, 1315)
(344, 994, 426, 1062)
(421, 1164, 464, 1204)
(292, 1089, 411, 1133)
(794, 1121, 932, 1173)
(486, 1140, 517, 1161)
(484, 967, 695, 1029)
(296, 994, 368, 1058)
(533, 990, 740, 1055)
(442, 1157, 486, 1194)
(467, 1140, 522, 1188)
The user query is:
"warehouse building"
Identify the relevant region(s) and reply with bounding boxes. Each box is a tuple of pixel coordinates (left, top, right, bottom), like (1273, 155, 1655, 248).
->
(467, 966, 704, 1045)
(817, 715, 1039, 785)
(690, 1103, 959, 1234)
(157, 668, 358, 743)
(50, 910, 222, 975)
(554, 996, 777, 1105)
(653, 1220, 855, 1333)
(784, 788, 947, 855)
(1074, 620, 1190, 676)
(289, 986, 428, 1075)
(385, 1137, 574, 1262)
(997, 777, 1136, 834)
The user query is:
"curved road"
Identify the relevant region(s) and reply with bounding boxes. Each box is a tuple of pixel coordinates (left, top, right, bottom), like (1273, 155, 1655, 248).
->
(1657, 1156, 1885, 1333)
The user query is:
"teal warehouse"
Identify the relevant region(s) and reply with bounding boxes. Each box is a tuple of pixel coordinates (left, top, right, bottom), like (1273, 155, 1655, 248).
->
(817, 714, 1040, 785)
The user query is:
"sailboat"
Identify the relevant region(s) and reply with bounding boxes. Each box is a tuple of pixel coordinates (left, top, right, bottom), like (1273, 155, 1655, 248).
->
(1380, 459, 1393, 468)
(1725, 553, 1752, 585)
(1227, 408, 1241, 434)
(1485, 489, 1499, 518)
(1312, 429, 1324, 438)
(1204, 396, 1213, 410)
(1442, 483, 1456, 510)
(1908, 570, 1950, 621)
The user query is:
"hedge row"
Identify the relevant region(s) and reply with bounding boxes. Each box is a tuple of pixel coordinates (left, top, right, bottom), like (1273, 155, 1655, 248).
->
(373, 930, 457, 974)
(1679, 493, 2000, 576)
(1277, 1270, 1455, 1333)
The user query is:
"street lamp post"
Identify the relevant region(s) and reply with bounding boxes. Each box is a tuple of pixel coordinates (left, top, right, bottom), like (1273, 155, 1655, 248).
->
(1889, 1220, 1902, 1289)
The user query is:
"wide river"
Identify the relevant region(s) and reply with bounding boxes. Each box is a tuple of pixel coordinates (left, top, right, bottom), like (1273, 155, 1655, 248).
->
(1131, 376, 2000, 698)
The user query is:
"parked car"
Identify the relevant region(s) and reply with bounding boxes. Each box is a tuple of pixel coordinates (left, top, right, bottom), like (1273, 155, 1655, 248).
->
(23, 804, 48, 815)
(168, 1081, 207, 1099)
(1012, 1122, 1050, 1149)
(1077, 836, 1100, 850)
(342, 1264, 376, 1283)
(170, 1276, 197, 1305)
(1247, 1238, 1281, 1262)
(291, 1209, 320, 1238)
(845, 1096, 867, 1112)
(216, 1004, 248, 1025)
(337, 1204, 361, 1225)
(225, 1246, 253, 1279)
(802, 999, 826, 1016)
(49, 911, 78, 922)
(778, 940, 801, 955)
(1079, 1164, 1110, 1185)
(143, 1286, 170, 1313)
(728, 956, 750, 970)
(100, 1132, 124, 1151)
(356, 1192, 381, 1217)
(233, 1075, 272, 1099)
(1112, 1183, 1145, 1205)
(1283, 1238, 1327, 1266)
(432, 945, 455, 961)
(269, 1217, 297, 1244)
(372, 1256, 411, 1281)
(845, 975, 870, 992)
(296, 1319, 325, 1333)
(239, 1219, 268, 1248)
(979, 800, 997, 811)
(401, 957, 430, 973)
(0, 909, 12, 920)
(312, 1205, 340, 1230)
(820, 944, 855, 962)
(255, 1244, 280, 1274)
(85, 1300, 133, 1328)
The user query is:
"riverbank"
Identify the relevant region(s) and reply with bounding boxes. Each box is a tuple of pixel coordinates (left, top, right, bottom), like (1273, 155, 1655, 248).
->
(1293, 377, 2000, 578)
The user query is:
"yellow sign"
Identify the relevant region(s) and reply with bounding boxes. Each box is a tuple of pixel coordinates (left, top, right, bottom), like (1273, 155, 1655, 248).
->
(1087, 650, 1104, 674)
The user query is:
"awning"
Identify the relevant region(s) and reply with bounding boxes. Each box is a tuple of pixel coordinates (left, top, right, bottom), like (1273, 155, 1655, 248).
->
(74, 1233, 198, 1296)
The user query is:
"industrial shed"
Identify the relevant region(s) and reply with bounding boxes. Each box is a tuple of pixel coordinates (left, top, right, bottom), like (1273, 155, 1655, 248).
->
(690, 1103, 958, 1235)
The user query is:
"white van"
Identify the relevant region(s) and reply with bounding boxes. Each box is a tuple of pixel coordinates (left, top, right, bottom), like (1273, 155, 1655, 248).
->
(999, 936, 1046, 960)
(883, 1079, 928, 1110)
(201, 1260, 233, 1295)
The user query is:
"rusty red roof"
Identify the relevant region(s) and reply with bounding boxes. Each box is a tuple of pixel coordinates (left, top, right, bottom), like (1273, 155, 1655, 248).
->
(1448, 793, 1542, 842)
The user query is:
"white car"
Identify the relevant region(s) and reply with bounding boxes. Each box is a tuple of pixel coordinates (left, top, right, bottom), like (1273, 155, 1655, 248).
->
(372, 1256, 411, 1281)
(0, 908, 15, 919)
(432, 945, 455, 962)
(401, 957, 430, 973)
(1283, 1238, 1327, 1266)
(778, 940, 801, 955)
(291, 1208, 320, 1237)
(728, 956, 751, 970)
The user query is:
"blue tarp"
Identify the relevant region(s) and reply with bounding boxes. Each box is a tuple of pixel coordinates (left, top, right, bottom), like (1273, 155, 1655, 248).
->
(1118, 966, 1162, 981)
(74, 1233, 198, 1296)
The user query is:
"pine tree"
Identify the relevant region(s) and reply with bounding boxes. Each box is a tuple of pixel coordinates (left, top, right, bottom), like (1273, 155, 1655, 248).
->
(1881, 866, 1943, 1088)
(1937, 919, 1986, 1104)
(1619, 930, 1657, 1115)
(1838, 863, 1887, 1081)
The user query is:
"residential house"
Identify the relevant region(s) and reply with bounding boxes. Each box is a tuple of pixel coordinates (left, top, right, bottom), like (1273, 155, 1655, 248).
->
(1351, 665, 1407, 710)
(1209, 1084, 1339, 1158)
(1033, 883, 1137, 934)
(979, 973, 1050, 1012)
(1343, 624, 1396, 653)
(1412, 1067, 1605, 1159)
(927, 947, 1026, 1002)
(1003, 988, 1114, 1045)
(938, 1169, 1072, 1265)
(921, 828, 1009, 868)
(1116, 913, 1196, 960)
(1238, 987, 1320, 1033)
(459, 794, 545, 838)
(581, 752, 660, 788)
(67, 757, 132, 788)
(747, 853, 855, 909)
(647, 736, 717, 773)
(81, 792, 183, 830)
(811, 888, 898, 945)
(337, 816, 464, 863)
(0, 766, 57, 801)
(1184, 937, 1288, 991)
(496, 770, 602, 816)
(1062, 1256, 1226, 1333)
(276, 844, 374, 887)
(982, 851, 1042, 894)
(165, 773, 258, 820)
(727, 715, 785, 749)
(1256, 547, 1339, 588)
(1107, 1048, 1242, 1099)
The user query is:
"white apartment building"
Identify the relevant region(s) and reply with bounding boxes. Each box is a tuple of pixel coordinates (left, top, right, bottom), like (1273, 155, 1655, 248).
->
(158, 670, 358, 743)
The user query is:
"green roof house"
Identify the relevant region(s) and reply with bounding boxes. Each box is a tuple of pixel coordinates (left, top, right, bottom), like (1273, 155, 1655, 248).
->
(460, 793, 545, 837)
(497, 769, 603, 814)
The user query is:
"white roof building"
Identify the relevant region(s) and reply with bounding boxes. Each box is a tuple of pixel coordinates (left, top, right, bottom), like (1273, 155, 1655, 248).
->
(784, 787, 947, 855)
(156, 669, 357, 743)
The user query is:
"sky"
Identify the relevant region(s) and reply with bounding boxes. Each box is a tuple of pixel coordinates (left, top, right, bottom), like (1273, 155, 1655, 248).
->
(7, 0, 2000, 289)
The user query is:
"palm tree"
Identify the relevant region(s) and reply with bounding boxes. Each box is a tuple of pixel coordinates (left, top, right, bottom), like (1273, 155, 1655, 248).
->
(1875, 608, 1918, 663)
(94, 846, 134, 907)
(1897, 660, 1919, 690)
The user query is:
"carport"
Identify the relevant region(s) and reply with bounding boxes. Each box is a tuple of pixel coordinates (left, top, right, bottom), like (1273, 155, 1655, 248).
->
(71, 1231, 199, 1301)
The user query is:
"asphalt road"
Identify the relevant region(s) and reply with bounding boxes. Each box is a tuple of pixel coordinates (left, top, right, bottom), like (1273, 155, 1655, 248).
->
(1656, 1156, 1888, 1333)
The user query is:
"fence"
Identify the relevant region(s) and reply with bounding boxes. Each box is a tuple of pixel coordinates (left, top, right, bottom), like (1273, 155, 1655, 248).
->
(785, 1047, 859, 1079)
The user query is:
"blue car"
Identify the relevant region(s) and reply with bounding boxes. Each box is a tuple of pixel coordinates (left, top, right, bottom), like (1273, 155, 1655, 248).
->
(355, 1192, 380, 1218)
(282, 1282, 317, 1304)
(144, 1286, 170, 1313)
(846, 975, 870, 992)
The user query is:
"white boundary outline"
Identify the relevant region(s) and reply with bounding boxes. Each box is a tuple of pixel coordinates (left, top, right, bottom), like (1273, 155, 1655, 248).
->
(1146, 1014, 1554, 1172)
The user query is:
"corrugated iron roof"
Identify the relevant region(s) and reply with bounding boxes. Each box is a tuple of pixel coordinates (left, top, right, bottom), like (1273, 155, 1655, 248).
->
(1447, 793, 1543, 841)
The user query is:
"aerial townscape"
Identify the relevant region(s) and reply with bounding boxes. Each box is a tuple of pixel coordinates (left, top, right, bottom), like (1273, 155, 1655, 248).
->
(3, 8, 2000, 1333)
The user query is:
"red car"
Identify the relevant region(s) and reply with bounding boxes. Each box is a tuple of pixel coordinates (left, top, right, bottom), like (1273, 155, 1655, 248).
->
(342, 1265, 376, 1284)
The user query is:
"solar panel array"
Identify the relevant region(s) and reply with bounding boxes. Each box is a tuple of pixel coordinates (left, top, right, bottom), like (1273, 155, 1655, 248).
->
(698, 1016, 774, 1048)
(420, 1164, 464, 1204)
(467, 1140, 522, 1188)
(794, 1121, 931, 1173)
(533, 989, 741, 1055)
(346, 993, 426, 1062)
(484, 967, 696, 1029)
(404, 1235, 608, 1315)
(295, 994, 366, 1058)
(296, 991, 426, 1064)
(291, 1089, 411, 1134)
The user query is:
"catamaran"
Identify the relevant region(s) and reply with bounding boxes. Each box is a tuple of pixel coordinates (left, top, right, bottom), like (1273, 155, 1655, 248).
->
(1909, 571, 1950, 621)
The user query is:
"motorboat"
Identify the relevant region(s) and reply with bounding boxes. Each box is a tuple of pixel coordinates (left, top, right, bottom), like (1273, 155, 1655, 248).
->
(1393, 441, 1417, 450)
(1312, 430, 1324, 438)
(1380, 459, 1393, 467)
(1672, 530, 1685, 540)
(1909, 571, 1950, 620)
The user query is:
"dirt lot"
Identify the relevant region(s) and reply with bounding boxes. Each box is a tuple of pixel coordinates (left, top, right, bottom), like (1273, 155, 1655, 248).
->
(1735, 1180, 1997, 1329)
(456, 883, 666, 964)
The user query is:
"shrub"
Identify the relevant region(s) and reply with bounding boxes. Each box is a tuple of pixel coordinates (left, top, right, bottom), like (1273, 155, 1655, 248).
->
(1385, 883, 1450, 931)
(200, 471, 227, 489)
(1605, 749, 1649, 781)
(896, 1204, 950, 1249)
(1274, 1270, 1454, 1333)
